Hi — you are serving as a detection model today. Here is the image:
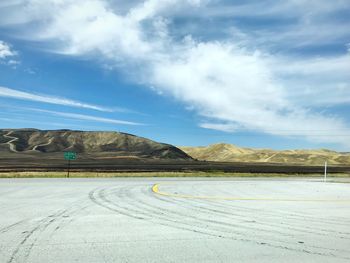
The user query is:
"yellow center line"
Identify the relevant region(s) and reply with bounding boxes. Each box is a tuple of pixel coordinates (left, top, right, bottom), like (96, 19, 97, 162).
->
(152, 184, 350, 202)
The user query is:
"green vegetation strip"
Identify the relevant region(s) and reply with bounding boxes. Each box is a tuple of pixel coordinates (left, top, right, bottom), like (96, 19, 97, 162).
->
(0, 171, 349, 178)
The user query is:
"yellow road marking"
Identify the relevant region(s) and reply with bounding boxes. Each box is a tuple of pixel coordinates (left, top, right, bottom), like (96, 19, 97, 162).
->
(152, 184, 350, 202)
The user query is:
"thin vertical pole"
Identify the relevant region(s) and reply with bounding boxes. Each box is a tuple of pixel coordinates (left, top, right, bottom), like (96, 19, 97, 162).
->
(67, 159, 70, 178)
(324, 161, 327, 182)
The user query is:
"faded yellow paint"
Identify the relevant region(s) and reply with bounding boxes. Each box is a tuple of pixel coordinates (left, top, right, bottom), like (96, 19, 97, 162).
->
(152, 183, 350, 202)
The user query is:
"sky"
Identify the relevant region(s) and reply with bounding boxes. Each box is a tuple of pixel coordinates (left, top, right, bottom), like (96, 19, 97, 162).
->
(0, 0, 349, 150)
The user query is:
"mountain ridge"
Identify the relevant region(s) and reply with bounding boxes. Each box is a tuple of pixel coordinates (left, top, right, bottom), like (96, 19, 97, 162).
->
(0, 129, 192, 160)
(180, 143, 350, 165)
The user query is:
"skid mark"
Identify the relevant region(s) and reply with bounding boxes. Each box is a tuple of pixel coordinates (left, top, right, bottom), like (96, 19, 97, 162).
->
(88, 184, 350, 261)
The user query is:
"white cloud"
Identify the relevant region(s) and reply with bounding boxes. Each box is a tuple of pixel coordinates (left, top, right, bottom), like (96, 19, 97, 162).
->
(0, 86, 114, 112)
(0, 40, 16, 58)
(199, 1, 350, 52)
(0, 0, 349, 147)
(0, 40, 20, 66)
(150, 41, 350, 146)
(269, 53, 350, 106)
(7, 59, 20, 65)
(199, 122, 238, 133)
(26, 108, 142, 126)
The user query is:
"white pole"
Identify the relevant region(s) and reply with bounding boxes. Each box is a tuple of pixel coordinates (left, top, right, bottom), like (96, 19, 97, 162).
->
(324, 161, 327, 182)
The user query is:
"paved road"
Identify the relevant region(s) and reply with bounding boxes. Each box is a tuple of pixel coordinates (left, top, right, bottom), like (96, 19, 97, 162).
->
(0, 178, 349, 262)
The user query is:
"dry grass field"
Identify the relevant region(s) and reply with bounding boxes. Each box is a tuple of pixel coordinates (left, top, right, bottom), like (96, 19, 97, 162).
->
(1, 171, 349, 178)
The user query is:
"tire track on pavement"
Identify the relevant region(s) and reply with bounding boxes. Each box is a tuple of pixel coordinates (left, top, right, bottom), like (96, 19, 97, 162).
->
(88, 184, 350, 261)
(6, 199, 91, 263)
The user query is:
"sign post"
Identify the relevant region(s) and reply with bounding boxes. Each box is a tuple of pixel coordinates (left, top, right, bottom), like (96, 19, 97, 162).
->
(64, 152, 77, 178)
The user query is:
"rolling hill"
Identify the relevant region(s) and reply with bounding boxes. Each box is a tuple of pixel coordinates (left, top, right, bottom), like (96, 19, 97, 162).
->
(180, 143, 350, 166)
(0, 129, 192, 160)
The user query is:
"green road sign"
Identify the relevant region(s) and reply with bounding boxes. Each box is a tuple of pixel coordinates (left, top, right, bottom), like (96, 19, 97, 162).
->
(64, 152, 77, 160)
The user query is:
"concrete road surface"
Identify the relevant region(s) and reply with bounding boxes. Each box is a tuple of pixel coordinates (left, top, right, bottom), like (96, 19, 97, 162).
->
(0, 178, 350, 263)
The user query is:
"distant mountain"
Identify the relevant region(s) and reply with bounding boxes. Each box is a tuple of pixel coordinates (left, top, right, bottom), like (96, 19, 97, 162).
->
(0, 129, 192, 160)
(180, 143, 350, 165)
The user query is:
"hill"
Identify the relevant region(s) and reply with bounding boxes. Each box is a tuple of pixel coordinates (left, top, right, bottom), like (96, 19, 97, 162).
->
(0, 129, 192, 160)
(180, 143, 350, 166)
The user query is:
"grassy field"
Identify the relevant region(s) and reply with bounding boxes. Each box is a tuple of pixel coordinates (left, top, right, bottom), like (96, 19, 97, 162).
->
(0, 171, 349, 178)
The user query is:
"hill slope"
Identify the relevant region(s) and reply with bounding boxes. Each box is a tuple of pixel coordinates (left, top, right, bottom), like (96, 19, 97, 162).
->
(180, 143, 350, 165)
(0, 129, 192, 160)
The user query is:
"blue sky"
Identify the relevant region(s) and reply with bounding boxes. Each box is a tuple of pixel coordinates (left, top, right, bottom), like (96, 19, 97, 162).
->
(0, 0, 349, 150)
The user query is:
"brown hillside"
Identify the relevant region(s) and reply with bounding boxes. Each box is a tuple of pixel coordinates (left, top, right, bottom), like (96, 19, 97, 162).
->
(0, 129, 192, 160)
(180, 143, 350, 166)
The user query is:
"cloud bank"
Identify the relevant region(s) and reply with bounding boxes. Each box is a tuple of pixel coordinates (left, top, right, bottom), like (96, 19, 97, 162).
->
(1, 0, 349, 146)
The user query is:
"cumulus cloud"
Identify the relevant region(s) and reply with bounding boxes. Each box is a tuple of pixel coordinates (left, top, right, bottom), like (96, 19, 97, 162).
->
(150, 41, 350, 145)
(0, 0, 349, 146)
(0, 40, 20, 66)
(0, 40, 16, 58)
